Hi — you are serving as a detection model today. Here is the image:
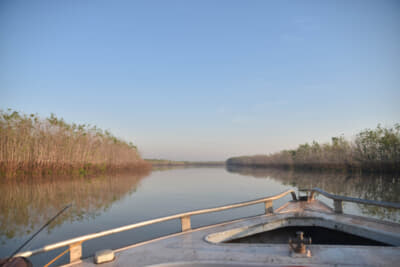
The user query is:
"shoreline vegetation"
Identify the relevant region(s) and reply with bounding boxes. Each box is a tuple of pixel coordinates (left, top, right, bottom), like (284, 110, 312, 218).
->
(227, 124, 400, 173)
(0, 109, 150, 178)
(146, 159, 225, 167)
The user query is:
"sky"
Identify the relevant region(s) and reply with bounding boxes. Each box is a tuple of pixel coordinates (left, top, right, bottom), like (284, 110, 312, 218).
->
(1, 0, 399, 161)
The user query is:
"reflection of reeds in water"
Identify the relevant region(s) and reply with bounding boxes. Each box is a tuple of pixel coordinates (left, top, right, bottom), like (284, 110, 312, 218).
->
(226, 166, 400, 221)
(0, 170, 150, 242)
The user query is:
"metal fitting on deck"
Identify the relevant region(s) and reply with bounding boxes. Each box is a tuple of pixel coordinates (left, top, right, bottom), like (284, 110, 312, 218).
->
(94, 249, 115, 264)
(289, 231, 312, 257)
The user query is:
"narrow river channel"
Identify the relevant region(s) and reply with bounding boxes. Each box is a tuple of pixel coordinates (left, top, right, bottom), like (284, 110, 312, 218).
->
(1, 167, 399, 266)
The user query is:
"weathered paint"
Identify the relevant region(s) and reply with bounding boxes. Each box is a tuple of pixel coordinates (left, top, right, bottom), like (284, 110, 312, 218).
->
(69, 242, 82, 263)
(63, 200, 400, 267)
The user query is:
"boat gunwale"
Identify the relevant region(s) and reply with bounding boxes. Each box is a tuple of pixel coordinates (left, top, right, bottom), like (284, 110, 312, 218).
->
(64, 207, 400, 267)
(14, 187, 400, 264)
(302, 187, 400, 209)
(15, 189, 297, 258)
(205, 213, 400, 246)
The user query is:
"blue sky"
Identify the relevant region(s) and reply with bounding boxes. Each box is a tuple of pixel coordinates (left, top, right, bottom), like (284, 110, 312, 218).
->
(1, 0, 399, 160)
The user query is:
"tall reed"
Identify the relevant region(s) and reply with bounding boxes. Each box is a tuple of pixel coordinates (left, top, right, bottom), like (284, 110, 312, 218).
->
(0, 109, 150, 178)
(227, 124, 400, 173)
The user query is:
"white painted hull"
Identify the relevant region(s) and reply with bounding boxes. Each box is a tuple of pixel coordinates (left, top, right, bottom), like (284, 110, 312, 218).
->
(64, 200, 400, 267)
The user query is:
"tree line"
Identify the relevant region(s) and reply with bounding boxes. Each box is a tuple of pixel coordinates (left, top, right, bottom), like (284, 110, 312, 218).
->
(227, 124, 400, 173)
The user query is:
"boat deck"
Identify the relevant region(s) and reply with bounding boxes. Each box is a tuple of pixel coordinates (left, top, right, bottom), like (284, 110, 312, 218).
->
(64, 200, 400, 267)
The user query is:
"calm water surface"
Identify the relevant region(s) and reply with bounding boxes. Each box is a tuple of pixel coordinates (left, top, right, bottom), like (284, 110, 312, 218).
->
(1, 167, 399, 266)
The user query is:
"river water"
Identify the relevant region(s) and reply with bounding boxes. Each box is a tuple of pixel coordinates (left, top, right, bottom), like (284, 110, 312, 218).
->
(1, 166, 399, 266)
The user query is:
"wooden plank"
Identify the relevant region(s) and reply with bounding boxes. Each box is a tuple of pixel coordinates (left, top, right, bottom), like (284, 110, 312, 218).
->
(264, 200, 273, 214)
(334, 200, 343, 214)
(69, 243, 82, 263)
(181, 216, 191, 232)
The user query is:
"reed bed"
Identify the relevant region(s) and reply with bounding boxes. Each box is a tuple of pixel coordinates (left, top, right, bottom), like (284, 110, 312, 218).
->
(227, 124, 400, 173)
(0, 109, 150, 178)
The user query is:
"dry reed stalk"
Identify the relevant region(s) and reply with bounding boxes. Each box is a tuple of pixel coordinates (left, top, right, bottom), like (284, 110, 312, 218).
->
(0, 110, 151, 178)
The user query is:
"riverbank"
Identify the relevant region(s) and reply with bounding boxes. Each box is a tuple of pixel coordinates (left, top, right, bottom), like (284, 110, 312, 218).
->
(227, 124, 400, 173)
(146, 159, 225, 167)
(0, 110, 150, 178)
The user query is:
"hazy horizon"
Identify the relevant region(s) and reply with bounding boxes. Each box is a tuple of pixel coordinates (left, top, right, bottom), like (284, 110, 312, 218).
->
(1, 0, 399, 161)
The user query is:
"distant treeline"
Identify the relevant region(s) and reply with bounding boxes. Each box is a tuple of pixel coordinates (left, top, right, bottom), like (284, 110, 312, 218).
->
(0, 109, 150, 178)
(227, 124, 400, 173)
(146, 159, 225, 167)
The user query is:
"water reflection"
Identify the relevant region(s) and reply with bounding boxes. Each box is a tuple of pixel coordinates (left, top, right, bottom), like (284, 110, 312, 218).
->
(0, 171, 150, 244)
(226, 166, 400, 221)
(1, 167, 399, 265)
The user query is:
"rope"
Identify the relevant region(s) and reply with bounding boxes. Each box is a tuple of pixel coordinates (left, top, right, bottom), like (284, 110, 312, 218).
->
(43, 247, 70, 267)
(44, 241, 84, 267)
